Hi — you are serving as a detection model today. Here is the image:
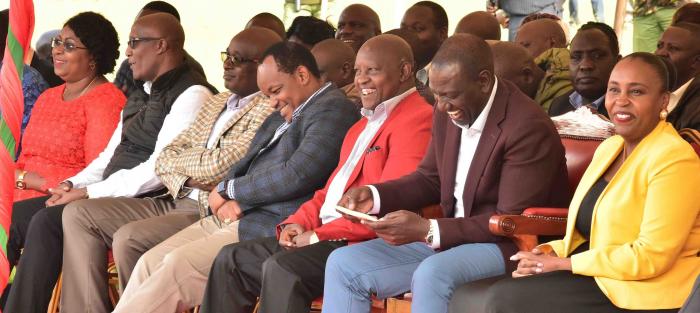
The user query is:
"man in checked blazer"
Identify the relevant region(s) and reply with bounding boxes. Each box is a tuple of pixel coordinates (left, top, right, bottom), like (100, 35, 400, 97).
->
(58, 28, 283, 313)
(111, 41, 360, 312)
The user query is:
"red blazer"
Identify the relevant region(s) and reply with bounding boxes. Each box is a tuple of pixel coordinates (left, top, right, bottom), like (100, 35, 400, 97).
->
(279, 91, 433, 242)
(374, 80, 570, 271)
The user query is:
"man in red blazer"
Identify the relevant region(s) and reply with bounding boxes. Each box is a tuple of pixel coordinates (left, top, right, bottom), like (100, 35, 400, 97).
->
(198, 34, 433, 313)
(323, 34, 570, 313)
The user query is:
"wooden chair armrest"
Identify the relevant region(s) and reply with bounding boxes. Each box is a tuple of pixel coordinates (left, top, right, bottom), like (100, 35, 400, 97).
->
(489, 210, 568, 252)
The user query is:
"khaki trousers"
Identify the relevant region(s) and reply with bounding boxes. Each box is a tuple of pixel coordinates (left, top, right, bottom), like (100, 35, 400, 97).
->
(112, 216, 239, 313)
(60, 197, 199, 313)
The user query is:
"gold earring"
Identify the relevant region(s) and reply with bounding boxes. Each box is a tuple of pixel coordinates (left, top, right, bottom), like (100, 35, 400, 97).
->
(660, 109, 668, 120)
(89, 62, 96, 70)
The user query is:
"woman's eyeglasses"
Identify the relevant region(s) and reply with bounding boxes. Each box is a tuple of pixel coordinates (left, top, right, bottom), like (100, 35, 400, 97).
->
(127, 37, 162, 49)
(220, 52, 258, 65)
(51, 37, 88, 52)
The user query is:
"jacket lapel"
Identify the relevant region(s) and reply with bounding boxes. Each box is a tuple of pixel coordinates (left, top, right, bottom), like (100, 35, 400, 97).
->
(213, 93, 263, 147)
(441, 117, 461, 217)
(460, 81, 506, 217)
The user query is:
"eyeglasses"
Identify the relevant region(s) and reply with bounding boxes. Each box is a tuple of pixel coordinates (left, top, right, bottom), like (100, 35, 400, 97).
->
(220, 51, 258, 65)
(127, 37, 162, 49)
(51, 37, 88, 52)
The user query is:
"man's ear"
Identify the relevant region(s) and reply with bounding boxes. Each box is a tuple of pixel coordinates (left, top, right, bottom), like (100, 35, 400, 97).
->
(478, 69, 493, 93)
(439, 27, 448, 41)
(522, 67, 534, 84)
(295, 65, 311, 85)
(341, 61, 354, 80)
(155, 38, 168, 55)
(399, 60, 413, 83)
(691, 53, 700, 76)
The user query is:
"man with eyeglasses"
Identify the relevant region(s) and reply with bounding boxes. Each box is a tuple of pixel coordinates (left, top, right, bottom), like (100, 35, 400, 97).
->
(101, 27, 281, 313)
(3, 13, 216, 313)
(113, 1, 206, 98)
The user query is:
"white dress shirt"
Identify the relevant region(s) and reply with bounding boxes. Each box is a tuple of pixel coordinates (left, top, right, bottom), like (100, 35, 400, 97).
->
(68, 83, 213, 198)
(186, 91, 259, 201)
(668, 77, 694, 113)
(318, 87, 416, 224)
(368, 78, 499, 250)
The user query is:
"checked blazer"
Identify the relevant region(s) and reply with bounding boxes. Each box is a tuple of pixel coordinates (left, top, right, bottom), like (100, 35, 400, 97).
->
(155, 90, 274, 214)
(222, 85, 360, 240)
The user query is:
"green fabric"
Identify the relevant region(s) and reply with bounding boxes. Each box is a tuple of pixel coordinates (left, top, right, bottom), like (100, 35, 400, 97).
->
(633, 7, 676, 53)
(535, 47, 573, 112)
(630, 0, 680, 17)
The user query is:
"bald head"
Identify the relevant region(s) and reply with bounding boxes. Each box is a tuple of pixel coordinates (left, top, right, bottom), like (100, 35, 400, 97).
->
(246, 12, 286, 39)
(433, 33, 493, 79)
(455, 11, 501, 41)
(336, 4, 381, 53)
(516, 18, 566, 58)
(311, 38, 356, 87)
(490, 41, 544, 98)
(127, 13, 186, 81)
(223, 27, 282, 96)
(355, 34, 414, 109)
(134, 12, 185, 51)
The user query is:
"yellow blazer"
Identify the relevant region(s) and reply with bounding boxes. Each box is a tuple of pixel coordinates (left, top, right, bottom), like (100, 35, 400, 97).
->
(547, 121, 700, 310)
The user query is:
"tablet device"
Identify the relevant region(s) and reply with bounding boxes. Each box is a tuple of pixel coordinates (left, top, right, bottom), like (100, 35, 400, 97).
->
(335, 205, 378, 222)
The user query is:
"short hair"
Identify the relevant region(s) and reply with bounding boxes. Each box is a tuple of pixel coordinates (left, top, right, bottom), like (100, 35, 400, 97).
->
(261, 41, 321, 78)
(673, 3, 700, 25)
(142, 1, 180, 21)
(412, 1, 448, 30)
(579, 22, 619, 56)
(659, 56, 677, 91)
(672, 21, 700, 39)
(64, 12, 120, 75)
(286, 16, 336, 47)
(622, 52, 670, 92)
(521, 12, 561, 25)
(0, 10, 8, 57)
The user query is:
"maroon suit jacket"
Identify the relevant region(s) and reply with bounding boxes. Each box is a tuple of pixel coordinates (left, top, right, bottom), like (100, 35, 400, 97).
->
(374, 79, 570, 270)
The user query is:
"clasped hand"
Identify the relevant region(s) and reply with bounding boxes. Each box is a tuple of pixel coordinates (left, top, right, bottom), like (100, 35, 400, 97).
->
(278, 223, 314, 249)
(46, 182, 87, 206)
(511, 245, 571, 278)
(208, 189, 242, 224)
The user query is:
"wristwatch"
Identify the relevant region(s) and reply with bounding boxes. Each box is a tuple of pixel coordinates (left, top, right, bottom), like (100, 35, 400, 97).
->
(425, 221, 435, 245)
(15, 170, 28, 190)
(216, 181, 229, 200)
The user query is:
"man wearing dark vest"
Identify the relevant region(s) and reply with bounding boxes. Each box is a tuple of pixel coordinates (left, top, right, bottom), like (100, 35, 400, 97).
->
(2, 13, 215, 313)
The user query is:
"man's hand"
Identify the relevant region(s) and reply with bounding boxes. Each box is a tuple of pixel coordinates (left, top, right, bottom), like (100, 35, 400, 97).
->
(338, 186, 374, 223)
(511, 246, 570, 278)
(208, 188, 227, 214)
(185, 178, 216, 191)
(292, 230, 316, 248)
(279, 223, 305, 249)
(46, 187, 88, 207)
(217, 200, 242, 224)
(363, 210, 430, 246)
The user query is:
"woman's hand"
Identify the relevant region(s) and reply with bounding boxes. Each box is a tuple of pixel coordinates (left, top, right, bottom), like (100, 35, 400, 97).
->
(511, 246, 571, 278)
(15, 170, 48, 193)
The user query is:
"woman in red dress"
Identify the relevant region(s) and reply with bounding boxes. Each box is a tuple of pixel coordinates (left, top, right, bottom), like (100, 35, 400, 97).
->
(13, 12, 125, 202)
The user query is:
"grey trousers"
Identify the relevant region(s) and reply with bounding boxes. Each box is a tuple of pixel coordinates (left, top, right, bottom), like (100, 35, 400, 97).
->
(681, 275, 700, 313)
(60, 196, 199, 313)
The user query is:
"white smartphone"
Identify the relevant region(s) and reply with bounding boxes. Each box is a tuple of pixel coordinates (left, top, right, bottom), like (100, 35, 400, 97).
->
(335, 205, 379, 222)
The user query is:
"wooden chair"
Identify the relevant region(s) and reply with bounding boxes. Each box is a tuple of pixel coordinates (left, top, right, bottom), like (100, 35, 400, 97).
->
(47, 250, 120, 313)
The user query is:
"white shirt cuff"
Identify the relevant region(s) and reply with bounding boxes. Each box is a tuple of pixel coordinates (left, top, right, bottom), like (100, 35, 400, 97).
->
(429, 219, 441, 250)
(309, 232, 320, 245)
(367, 185, 381, 214)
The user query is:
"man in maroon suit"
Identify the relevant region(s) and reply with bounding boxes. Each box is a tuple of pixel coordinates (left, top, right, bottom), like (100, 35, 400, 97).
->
(199, 34, 433, 313)
(323, 33, 569, 313)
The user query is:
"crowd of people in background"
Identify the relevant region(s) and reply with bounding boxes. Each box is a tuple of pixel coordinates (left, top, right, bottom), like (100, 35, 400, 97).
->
(2, 0, 700, 312)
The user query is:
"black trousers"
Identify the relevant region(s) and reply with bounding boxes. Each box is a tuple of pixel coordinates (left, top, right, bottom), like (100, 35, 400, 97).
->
(483, 271, 679, 313)
(3, 196, 65, 313)
(200, 237, 346, 313)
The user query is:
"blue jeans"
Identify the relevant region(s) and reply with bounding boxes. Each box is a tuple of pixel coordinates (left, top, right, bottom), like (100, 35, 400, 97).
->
(569, 0, 605, 23)
(507, 3, 562, 41)
(322, 238, 505, 313)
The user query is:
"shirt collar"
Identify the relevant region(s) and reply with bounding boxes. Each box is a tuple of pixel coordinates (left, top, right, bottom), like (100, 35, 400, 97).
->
(143, 81, 153, 95)
(360, 87, 416, 120)
(453, 77, 498, 132)
(226, 91, 260, 111)
(672, 77, 694, 98)
(416, 62, 432, 85)
(569, 91, 605, 109)
(290, 82, 331, 122)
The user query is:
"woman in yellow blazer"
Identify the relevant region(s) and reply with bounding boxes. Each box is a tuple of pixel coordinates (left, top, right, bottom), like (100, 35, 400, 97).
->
(482, 53, 700, 312)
